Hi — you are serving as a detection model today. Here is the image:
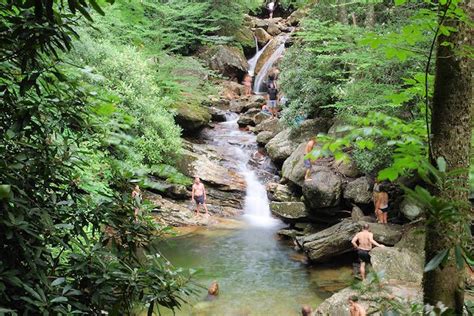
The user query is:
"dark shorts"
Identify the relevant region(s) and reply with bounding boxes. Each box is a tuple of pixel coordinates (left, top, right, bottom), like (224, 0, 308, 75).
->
(358, 249, 371, 263)
(304, 159, 311, 169)
(380, 206, 389, 213)
(194, 195, 205, 205)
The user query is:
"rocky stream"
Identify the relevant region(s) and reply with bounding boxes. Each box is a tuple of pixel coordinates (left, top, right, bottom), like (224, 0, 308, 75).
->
(146, 11, 428, 316)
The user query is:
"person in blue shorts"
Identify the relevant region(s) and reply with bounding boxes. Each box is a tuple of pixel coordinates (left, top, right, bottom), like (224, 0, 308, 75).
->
(304, 138, 316, 181)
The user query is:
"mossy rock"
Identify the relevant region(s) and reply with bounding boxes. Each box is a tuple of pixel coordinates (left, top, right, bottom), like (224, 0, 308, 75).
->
(174, 101, 211, 134)
(234, 26, 256, 57)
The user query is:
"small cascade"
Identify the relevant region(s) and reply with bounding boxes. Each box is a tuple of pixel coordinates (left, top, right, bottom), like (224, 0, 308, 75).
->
(253, 41, 286, 94)
(247, 40, 271, 77)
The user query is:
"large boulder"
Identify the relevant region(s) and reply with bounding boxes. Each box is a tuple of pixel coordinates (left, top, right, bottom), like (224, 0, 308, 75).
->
(266, 182, 298, 202)
(270, 201, 309, 222)
(199, 45, 248, 80)
(219, 81, 244, 99)
(400, 198, 424, 220)
(254, 117, 283, 134)
(234, 26, 256, 56)
(267, 22, 282, 36)
(254, 28, 273, 46)
(314, 284, 422, 316)
(286, 8, 308, 26)
(297, 220, 403, 262)
(281, 142, 307, 186)
(266, 118, 332, 164)
(255, 35, 284, 75)
(371, 247, 424, 284)
(302, 167, 342, 209)
(343, 177, 373, 204)
(256, 131, 274, 145)
(237, 108, 260, 127)
(174, 102, 211, 133)
(175, 145, 246, 192)
(332, 158, 361, 178)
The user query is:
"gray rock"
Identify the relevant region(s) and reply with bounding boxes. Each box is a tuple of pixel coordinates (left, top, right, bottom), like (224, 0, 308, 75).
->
(266, 118, 332, 164)
(297, 220, 403, 262)
(267, 22, 282, 36)
(281, 142, 307, 186)
(270, 201, 309, 222)
(371, 247, 424, 284)
(332, 158, 361, 178)
(237, 108, 260, 127)
(145, 178, 189, 200)
(302, 167, 342, 209)
(343, 176, 373, 204)
(254, 117, 283, 134)
(174, 103, 211, 133)
(254, 111, 271, 125)
(286, 8, 308, 26)
(351, 205, 365, 221)
(400, 198, 424, 220)
(266, 182, 298, 202)
(314, 283, 422, 316)
(175, 145, 246, 192)
(254, 28, 273, 45)
(277, 229, 305, 238)
(209, 107, 227, 122)
(256, 131, 274, 145)
(198, 45, 248, 80)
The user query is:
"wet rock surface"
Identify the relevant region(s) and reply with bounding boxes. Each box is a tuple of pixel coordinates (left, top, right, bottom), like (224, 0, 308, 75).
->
(270, 201, 308, 222)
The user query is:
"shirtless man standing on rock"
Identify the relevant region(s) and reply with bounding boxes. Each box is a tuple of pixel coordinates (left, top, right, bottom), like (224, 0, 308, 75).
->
(351, 224, 385, 280)
(191, 177, 209, 216)
(304, 138, 316, 181)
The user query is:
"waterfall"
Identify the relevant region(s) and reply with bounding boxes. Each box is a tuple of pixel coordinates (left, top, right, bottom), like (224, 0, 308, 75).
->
(242, 170, 280, 227)
(247, 40, 271, 77)
(253, 42, 285, 94)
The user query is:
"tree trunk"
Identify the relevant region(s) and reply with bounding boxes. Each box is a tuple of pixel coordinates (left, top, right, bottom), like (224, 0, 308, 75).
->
(424, 1, 473, 313)
(365, 4, 375, 28)
(337, 0, 348, 25)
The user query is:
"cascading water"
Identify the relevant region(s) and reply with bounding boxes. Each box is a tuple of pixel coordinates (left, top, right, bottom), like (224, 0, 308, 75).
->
(253, 40, 286, 93)
(200, 113, 280, 227)
(247, 39, 271, 77)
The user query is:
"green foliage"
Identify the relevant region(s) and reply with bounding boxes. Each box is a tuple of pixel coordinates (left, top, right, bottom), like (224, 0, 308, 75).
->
(0, 0, 200, 314)
(352, 144, 393, 175)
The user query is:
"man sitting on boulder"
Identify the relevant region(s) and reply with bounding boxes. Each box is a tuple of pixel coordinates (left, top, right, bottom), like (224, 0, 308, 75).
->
(351, 224, 385, 280)
(191, 177, 209, 216)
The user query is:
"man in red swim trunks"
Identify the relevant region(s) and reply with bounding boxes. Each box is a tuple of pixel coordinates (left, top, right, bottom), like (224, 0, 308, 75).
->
(191, 177, 209, 216)
(351, 224, 385, 280)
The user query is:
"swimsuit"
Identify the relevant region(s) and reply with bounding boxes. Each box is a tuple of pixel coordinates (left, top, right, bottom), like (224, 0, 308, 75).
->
(357, 249, 371, 263)
(194, 195, 205, 205)
(380, 206, 389, 213)
(304, 159, 311, 168)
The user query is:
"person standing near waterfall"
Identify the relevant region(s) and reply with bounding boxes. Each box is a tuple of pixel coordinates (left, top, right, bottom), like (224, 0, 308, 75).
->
(266, 76, 279, 117)
(267, 1, 276, 19)
(191, 177, 209, 216)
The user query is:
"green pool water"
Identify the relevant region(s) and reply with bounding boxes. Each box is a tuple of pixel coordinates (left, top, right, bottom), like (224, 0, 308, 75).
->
(153, 221, 353, 316)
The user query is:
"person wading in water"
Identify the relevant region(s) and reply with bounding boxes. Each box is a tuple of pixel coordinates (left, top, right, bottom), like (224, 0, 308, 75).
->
(191, 177, 209, 216)
(351, 224, 385, 280)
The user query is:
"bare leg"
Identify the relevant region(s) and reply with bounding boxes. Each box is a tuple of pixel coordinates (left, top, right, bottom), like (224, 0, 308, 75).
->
(305, 168, 311, 180)
(203, 203, 209, 215)
(196, 204, 200, 216)
(360, 262, 366, 280)
(382, 212, 388, 224)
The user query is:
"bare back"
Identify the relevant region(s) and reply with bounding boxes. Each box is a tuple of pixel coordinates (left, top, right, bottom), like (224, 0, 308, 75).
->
(305, 140, 315, 154)
(350, 303, 366, 316)
(354, 231, 373, 251)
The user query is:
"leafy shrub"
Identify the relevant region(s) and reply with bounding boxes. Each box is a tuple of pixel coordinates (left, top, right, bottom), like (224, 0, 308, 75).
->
(352, 144, 394, 176)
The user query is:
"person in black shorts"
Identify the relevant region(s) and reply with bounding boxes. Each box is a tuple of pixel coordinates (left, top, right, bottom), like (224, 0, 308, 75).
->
(351, 224, 385, 280)
(191, 177, 209, 216)
(266, 76, 279, 117)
